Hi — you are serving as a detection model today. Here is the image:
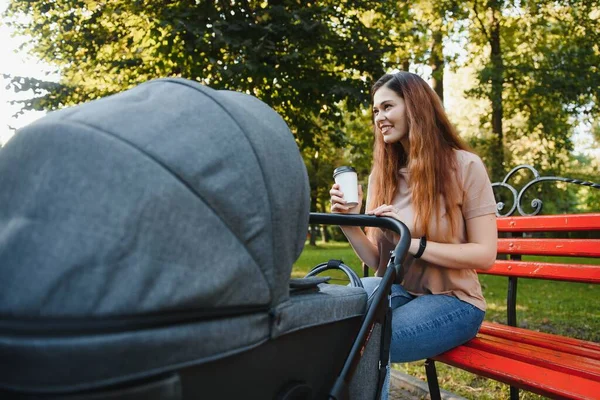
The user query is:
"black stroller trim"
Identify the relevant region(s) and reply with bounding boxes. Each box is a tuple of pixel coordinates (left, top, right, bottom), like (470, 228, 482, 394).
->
(306, 260, 364, 288)
(308, 213, 410, 400)
(0, 304, 270, 335)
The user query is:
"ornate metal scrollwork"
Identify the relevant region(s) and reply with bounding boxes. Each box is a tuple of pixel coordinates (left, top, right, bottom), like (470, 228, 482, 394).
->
(491, 164, 600, 217)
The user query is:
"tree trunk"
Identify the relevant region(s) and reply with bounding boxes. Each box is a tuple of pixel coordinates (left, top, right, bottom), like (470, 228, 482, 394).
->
(308, 154, 320, 246)
(489, 13, 505, 181)
(308, 225, 317, 246)
(402, 59, 410, 72)
(309, 188, 318, 246)
(430, 28, 445, 104)
(322, 225, 330, 242)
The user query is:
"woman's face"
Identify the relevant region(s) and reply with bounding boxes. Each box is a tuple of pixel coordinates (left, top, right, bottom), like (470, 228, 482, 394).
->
(372, 85, 409, 146)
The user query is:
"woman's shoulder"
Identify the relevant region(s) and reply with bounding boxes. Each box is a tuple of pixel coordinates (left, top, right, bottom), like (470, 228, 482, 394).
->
(452, 149, 491, 186)
(453, 149, 484, 166)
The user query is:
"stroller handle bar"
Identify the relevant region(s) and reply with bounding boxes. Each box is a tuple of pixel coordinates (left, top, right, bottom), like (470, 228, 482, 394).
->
(308, 213, 411, 275)
(308, 213, 411, 400)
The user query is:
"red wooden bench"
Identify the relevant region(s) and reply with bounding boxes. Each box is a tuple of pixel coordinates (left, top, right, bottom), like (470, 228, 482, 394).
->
(425, 213, 600, 400)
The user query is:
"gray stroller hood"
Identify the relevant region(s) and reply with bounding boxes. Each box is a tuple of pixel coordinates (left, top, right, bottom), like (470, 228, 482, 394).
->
(0, 77, 310, 318)
(0, 79, 385, 400)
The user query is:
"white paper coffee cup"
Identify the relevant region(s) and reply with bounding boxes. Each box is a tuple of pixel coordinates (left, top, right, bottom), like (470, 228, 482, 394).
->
(333, 166, 359, 206)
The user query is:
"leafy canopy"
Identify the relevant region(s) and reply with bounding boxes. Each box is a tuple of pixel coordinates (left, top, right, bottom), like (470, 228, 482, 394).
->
(4, 0, 394, 146)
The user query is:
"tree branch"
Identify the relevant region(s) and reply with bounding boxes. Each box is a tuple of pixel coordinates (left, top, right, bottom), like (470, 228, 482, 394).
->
(472, 0, 490, 42)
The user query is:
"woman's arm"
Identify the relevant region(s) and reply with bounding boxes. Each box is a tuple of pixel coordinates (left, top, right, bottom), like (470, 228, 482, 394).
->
(339, 226, 380, 269)
(330, 183, 381, 269)
(371, 205, 498, 270)
(408, 214, 498, 270)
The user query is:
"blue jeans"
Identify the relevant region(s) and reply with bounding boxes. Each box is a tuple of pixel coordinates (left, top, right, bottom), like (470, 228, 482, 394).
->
(361, 277, 485, 399)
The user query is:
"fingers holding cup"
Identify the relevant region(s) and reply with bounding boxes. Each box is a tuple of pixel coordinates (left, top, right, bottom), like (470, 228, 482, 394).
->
(330, 183, 348, 213)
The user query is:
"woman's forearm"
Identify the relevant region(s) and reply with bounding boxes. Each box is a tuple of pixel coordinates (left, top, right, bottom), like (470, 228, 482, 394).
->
(409, 239, 497, 270)
(414, 214, 498, 270)
(340, 226, 380, 270)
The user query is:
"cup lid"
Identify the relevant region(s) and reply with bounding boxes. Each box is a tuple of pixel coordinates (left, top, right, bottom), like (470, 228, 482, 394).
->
(333, 166, 357, 178)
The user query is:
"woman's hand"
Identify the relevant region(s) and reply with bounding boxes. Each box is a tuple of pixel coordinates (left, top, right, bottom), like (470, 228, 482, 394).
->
(329, 183, 380, 270)
(330, 183, 363, 214)
(368, 204, 402, 220)
(367, 204, 403, 242)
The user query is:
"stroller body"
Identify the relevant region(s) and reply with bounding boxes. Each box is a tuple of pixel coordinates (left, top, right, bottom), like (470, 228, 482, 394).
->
(0, 79, 409, 399)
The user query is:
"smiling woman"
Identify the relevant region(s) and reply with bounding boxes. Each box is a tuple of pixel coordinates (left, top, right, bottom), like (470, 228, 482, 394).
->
(330, 70, 498, 400)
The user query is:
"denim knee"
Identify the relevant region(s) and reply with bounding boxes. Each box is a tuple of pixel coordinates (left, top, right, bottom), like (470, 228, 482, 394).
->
(389, 295, 484, 362)
(390, 284, 415, 308)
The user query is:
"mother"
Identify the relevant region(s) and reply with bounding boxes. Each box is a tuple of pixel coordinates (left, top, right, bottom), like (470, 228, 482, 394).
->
(330, 71, 498, 398)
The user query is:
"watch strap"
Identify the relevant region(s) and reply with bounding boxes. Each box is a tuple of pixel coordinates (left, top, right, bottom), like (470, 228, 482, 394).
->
(414, 236, 427, 259)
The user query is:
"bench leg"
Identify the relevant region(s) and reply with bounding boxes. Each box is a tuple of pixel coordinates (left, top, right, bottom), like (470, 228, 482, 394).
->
(425, 359, 441, 400)
(510, 386, 519, 400)
(507, 274, 520, 400)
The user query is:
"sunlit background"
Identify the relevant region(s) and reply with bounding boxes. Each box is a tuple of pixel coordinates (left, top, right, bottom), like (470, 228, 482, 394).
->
(0, 0, 597, 157)
(1, 0, 59, 145)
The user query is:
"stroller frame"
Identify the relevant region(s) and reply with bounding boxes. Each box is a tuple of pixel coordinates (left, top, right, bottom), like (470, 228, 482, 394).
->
(309, 213, 410, 400)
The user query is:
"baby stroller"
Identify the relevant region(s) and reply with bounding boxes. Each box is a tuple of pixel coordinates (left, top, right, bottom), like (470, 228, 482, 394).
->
(0, 78, 410, 399)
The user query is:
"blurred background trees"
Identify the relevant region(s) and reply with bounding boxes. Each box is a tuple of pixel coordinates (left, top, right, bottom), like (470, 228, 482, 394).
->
(3, 0, 599, 226)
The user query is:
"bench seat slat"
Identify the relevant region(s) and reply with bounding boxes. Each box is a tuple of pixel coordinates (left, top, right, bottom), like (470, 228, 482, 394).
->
(480, 322, 600, 357)
(497, 213, 600, 232)
(477, 260, 600, 283)
(497, 238, 600, 257)
(433, 345, 600, 400)
(468, 334, 600, 380)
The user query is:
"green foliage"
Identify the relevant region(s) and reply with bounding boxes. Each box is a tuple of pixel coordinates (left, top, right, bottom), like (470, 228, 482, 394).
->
(378, 1, 469, 68)
(4, 0, 599, 212)
(4, 0, 395, 243)
(567, 151, 600, 213)
(301, 104, 373, 219)
(3, 0, 393, 146)
(339, 107, 373, 178)
(593, 120, 600, 143)
(463, 0, 600, 181)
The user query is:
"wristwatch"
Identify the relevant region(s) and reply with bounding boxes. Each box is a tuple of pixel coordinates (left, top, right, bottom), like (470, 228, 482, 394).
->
(414, 236, 427, 259)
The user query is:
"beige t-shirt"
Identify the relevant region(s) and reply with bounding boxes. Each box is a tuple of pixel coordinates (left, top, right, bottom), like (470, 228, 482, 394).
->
(369, 150, 497, 311)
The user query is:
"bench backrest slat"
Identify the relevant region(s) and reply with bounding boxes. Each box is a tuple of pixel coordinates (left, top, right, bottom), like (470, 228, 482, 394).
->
(497, 213, 600, 232)
(481, 214, 600, 282)
(478, 260, 600, 283)
(497, 238, 600, 257)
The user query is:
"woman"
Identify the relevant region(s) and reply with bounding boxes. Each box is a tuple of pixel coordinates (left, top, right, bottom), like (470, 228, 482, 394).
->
(330, 71, 498, 397)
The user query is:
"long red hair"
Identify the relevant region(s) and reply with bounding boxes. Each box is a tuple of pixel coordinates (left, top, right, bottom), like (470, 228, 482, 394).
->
(367, 72, 471, 241)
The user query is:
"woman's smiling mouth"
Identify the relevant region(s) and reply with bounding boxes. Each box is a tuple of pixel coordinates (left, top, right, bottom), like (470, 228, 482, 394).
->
(380, 124, 393, 134)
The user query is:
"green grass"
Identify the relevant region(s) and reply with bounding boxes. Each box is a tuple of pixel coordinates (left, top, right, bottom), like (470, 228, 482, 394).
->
(293, 241, 600, 399)
(293, 241, 363, 279)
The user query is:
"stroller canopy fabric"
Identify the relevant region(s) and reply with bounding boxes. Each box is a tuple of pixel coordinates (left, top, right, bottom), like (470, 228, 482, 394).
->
(0, 78, 310, 318)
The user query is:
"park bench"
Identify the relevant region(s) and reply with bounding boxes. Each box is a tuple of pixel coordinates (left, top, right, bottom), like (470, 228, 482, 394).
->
(424, 165, 600, 400)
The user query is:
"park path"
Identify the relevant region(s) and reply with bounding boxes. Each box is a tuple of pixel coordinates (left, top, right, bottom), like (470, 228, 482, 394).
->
(389, 370, 467, 400)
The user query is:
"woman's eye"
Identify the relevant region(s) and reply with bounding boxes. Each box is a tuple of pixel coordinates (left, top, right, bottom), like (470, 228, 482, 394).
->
(384, 104, 392, 110)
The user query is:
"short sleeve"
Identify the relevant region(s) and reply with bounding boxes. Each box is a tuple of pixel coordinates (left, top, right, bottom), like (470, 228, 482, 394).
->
(461, 153, 497, 220)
